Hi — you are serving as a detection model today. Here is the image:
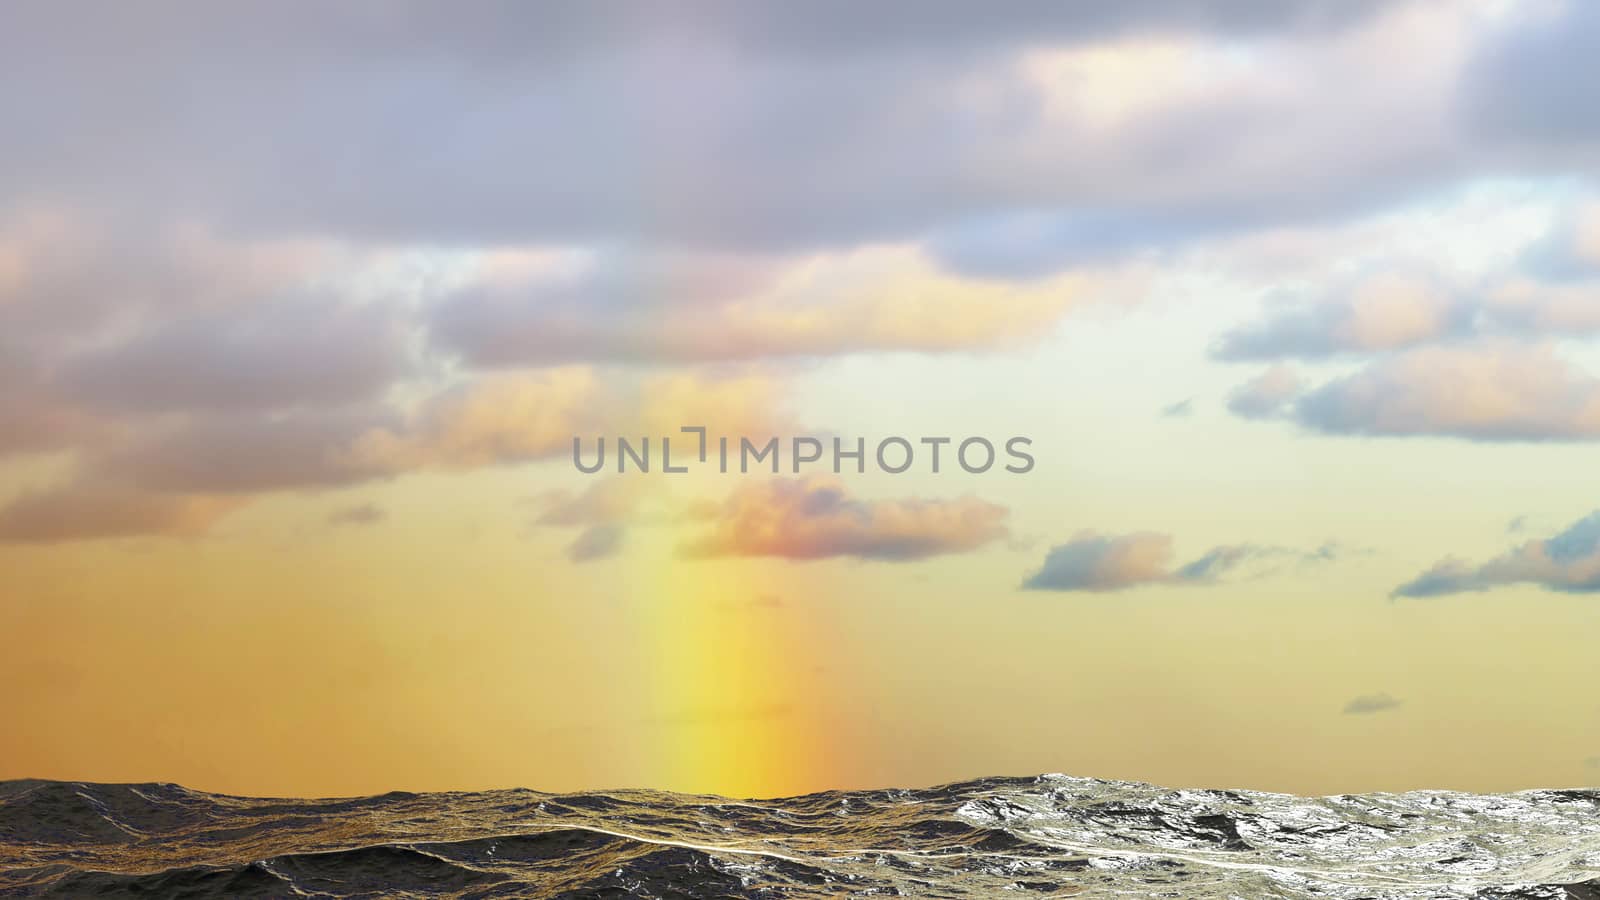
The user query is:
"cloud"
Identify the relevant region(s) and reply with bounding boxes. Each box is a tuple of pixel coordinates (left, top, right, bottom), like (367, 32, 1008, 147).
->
(0, 212, 343, 346)
(103, 411, 394, 495)
(1020, 531, 1282, 591)
(1215, 245, 1600, 363)
(327, 503, 385, 527)
(567, 524, 624, 563)
(681, 476, 1008, 561)
(57, 299, 409, 415)
(1391, 559, 1482, 599)
(0, 1, 1472, 262)
(1477, 275, 1600, 337)
(1283, 343, 1600, 441)
(1172, 544, 1263, 580)
(0, 373, 590, 542)
(538, 470, 1015, 566)
(1303, 540, 1368, 565)
(0, 2, 1583, 304)
(0, 363, 796, 542)
(351, 369, 606, 471)
(429, 246, 1088, 367)
(0, 342, 110, 458)
(1214, 271, 1471, 360)
(1518, 199, 1600, 281)
(0, 405, 404, 543)
(1342, 692, 1402, 715)
(0, 214, 420, 482)
(0, 480, 241, 543)
(628, 370, 801, 442)
(1226, 365, 1305, 420)
(354, 367, 793, 472)
(926, 209, 1234, 277)
(1161, 398, 1194, 418)
(0, 393, 98, 458)
(1460, 1, 1600, 150)
(6, 3, 1600, 547)
(533, 479, 655, 528)
(529, 479, 666, 564)
(1393, 509, 1600, 597)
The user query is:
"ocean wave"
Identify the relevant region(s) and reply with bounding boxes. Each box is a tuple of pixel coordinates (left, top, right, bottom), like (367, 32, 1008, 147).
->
(1, 775, 1596, 898)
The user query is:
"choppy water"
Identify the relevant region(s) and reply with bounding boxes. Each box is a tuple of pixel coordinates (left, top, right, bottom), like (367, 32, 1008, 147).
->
(2, 775, 1598, 898)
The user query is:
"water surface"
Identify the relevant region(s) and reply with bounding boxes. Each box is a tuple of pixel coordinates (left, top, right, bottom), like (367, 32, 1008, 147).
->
(3, 774, 1598, 897)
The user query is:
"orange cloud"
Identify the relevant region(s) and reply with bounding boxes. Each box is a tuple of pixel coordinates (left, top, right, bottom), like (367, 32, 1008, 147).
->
(0, 366, 802, 542)
(0, 480, 242, 543)
(1267, 343, 1600, 440)
(352, 368, 795, 473)
(431, 246, 1089, 366)
(681, 476, 1009, 561)
(350, 368, 605, 471)
(1019, 532, 1283, 591)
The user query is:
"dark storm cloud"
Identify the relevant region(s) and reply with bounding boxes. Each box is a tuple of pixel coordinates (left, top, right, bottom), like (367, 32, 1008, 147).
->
(1393, 510, 1600, 598)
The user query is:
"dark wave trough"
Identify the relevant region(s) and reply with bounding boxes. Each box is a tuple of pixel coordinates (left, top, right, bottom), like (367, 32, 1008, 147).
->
(2, 775, 1597, 898)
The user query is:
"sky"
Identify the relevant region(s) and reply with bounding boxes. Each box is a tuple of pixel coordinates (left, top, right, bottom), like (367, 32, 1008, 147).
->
(4, 0, 1600, 800)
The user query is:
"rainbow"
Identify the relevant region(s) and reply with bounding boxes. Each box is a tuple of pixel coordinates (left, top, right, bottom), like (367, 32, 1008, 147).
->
(623, 525, 843, 799)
